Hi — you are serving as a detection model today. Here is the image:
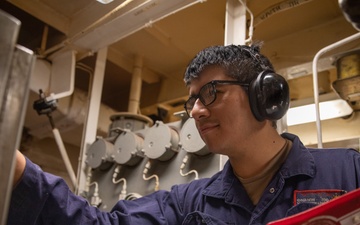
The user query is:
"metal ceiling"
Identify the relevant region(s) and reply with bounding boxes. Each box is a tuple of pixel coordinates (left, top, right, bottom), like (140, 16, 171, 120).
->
(1, 0, 360, 146)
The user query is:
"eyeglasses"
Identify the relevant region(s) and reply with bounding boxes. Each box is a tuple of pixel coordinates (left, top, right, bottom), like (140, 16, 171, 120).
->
(184, 80, 249, 117)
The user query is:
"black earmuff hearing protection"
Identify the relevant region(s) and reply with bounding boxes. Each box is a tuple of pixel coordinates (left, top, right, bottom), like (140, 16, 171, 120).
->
(243, 47, 290, 121)
(248, 70, 290, 121)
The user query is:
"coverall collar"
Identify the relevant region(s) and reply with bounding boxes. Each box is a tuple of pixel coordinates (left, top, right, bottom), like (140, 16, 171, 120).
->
(201, 133, 316, 211)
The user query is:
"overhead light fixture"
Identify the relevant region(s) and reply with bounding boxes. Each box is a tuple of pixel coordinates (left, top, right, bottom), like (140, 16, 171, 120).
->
(286, 98, 353, 126)
(96, 0, 114, 4)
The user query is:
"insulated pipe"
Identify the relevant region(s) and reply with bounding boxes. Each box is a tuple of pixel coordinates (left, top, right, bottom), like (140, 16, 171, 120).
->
(128, 55, 143, 114)
(238, 0, 254, 44)
(312, 32, 360, 148)
(50, 50, 76, 100)
(52, 128, 77, 189)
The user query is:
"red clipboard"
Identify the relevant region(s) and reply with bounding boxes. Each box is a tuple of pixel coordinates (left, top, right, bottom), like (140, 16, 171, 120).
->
(268, 188, 360, 225)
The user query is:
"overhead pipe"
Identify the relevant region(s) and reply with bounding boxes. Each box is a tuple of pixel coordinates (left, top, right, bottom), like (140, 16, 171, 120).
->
(238, 0, 254, 45)
(49, 50, 76, 100)
(312, 31, 360, 148)
(128, 55, 143, 114)
(39, 49, 77, 187)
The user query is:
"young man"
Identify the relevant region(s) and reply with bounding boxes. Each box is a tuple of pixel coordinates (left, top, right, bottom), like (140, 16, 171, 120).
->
(8, 44, 360, 224)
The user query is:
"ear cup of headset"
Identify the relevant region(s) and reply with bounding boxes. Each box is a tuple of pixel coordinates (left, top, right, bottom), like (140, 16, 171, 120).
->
(248, 70, 290, 121)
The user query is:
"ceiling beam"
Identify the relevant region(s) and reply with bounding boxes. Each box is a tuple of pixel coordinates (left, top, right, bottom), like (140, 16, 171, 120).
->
(7, 0, 70, 34)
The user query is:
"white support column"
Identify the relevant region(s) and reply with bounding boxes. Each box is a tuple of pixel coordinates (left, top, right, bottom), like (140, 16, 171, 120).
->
(76, 47, 108, 194)
(224, 0, 247, 45)
(219, 0, 247, 170)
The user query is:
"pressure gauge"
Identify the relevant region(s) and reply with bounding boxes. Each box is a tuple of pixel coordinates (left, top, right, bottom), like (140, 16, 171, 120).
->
(143, 121, 179, 161)
(113, 131, 144, 166)
(179, 118, 209, 156)
(86, 138, 114, 169)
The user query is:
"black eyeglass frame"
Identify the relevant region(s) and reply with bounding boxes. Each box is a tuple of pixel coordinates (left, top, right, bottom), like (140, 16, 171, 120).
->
(184, 80, 249, 117)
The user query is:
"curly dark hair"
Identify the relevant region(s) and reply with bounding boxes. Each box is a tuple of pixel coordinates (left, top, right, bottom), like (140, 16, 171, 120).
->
(183, 43, 287, 127)
(184, 43, 275, 85)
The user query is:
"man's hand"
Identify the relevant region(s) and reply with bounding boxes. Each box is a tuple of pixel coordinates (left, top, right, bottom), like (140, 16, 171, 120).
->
(13, 150, 26, 187)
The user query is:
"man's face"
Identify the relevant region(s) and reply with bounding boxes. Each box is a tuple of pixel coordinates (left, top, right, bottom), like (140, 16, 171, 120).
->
(187, 66, 263, 157)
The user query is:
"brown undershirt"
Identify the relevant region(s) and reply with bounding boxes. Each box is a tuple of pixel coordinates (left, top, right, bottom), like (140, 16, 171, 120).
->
(235, 139, 292, 205)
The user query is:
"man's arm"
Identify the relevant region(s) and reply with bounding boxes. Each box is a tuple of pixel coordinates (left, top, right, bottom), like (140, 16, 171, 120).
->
(13, 150, 26, 187)
(8, 150, 176, 224)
